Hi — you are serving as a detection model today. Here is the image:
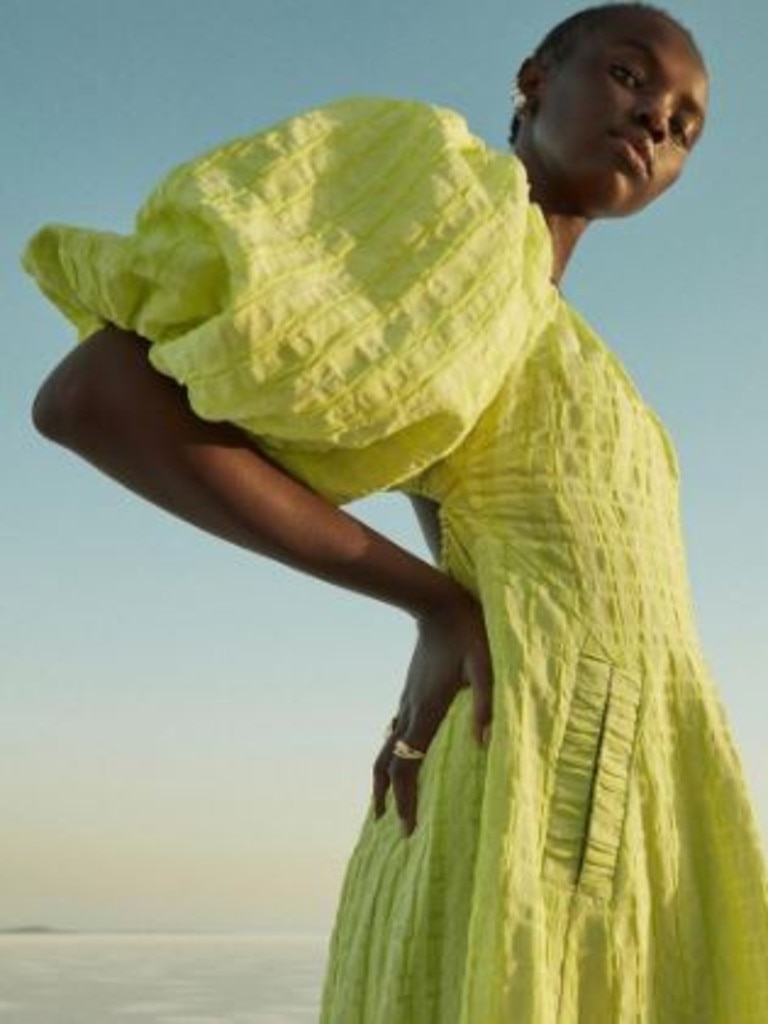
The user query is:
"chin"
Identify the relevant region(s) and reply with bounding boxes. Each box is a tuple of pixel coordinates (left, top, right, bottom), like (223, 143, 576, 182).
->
(585, 171, 657, 220)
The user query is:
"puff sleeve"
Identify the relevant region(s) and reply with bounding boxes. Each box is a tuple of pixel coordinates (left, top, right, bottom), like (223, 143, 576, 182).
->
(20, 95, 554, 504)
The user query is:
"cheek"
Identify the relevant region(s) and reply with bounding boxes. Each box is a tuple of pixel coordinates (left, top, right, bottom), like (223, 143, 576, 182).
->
(539, 87, 611, 163)
(535, 102, 594, 164)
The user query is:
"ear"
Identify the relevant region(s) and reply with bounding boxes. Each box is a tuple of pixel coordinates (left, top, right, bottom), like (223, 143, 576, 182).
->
(515, 55, 547, 113)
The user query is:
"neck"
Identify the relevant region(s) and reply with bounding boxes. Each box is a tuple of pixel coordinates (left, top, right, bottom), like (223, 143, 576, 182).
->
(513, 143, 591, 288)
(539, 211, 589, 288)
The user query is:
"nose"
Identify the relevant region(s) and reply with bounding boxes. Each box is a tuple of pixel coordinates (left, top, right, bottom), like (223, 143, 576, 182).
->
(632, 96, 670, 143)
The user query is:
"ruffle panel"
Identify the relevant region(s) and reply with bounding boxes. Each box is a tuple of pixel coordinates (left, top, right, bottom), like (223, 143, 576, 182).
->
(543, 643, 645, 901)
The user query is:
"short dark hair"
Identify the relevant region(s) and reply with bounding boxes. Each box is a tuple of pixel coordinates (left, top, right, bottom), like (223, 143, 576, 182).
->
(507, 3, 706, 147)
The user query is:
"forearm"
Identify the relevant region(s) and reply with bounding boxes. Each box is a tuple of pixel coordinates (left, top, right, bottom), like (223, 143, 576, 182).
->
(31, 324, 463, 620)
(150, 425, 460, 619)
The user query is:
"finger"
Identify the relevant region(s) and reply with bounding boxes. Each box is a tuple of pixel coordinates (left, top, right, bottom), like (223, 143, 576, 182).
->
(389, 758, 421, 836)
(389, 736, 427, 836)
(467, 646, 494, 747)
(372, 737, 396, 818)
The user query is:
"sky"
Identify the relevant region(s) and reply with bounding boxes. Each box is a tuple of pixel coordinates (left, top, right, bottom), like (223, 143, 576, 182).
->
(2, 0, 766, 936)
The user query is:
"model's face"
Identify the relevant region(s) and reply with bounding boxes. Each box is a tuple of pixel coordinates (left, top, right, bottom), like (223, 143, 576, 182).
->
(516, 11, 709, 218)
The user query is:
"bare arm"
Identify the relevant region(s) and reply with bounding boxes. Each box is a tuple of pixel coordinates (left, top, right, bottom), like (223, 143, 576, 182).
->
(32, 323, 493, 837)
(31, 324, 462, 620)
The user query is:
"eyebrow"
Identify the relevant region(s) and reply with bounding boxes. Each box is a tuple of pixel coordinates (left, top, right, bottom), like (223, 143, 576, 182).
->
(614, 37, 707, 127)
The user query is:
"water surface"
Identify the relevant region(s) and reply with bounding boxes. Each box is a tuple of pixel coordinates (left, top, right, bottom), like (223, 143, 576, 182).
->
(0, 933, 329, 1023)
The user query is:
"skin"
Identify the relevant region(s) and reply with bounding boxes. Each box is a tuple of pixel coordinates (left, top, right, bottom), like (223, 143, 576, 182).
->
(30, 9, 708, 842)
(513, 8, 708, 283)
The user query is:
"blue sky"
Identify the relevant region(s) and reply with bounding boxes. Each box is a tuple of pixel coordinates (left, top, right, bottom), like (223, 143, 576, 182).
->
(3, 0, 766, 935)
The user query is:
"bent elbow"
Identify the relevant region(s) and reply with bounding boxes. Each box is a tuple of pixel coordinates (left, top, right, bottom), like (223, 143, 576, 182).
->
(31, 383, 61, 439)
(31, 360, 99, 443)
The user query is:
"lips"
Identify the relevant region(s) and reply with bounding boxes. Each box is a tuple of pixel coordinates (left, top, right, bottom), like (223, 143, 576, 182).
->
(610, 131, 653, 179)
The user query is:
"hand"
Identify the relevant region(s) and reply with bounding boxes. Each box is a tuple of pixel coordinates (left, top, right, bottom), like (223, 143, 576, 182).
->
(371, 590, 494, 837)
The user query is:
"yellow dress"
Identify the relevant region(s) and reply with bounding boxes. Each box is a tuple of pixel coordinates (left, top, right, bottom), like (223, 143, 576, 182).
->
(21, 95, 768, 1023)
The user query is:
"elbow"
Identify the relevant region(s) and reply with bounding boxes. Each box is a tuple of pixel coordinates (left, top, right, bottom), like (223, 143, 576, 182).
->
(31, 323, 151, 446)
(31, 381, 63, 439)
(31, 357, 99, 445)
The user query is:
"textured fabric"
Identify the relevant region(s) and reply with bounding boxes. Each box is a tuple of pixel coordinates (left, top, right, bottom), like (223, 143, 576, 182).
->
(21, 95, 551, 506)
(21, 95, 768, 1023)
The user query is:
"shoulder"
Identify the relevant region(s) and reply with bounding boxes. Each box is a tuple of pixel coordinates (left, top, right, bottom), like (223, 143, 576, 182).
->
(295, 94, 528, 205)
(265, 94, 475, 149)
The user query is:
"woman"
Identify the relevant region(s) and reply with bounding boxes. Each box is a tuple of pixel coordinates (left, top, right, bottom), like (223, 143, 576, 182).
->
(20, 3, 768, 1020)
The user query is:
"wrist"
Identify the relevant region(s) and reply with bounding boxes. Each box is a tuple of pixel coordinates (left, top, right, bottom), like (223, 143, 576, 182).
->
(403, 569, 475, 622)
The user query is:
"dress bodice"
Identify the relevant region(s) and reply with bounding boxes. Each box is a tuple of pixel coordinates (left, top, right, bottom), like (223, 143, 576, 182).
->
(405, 298, 699, 667)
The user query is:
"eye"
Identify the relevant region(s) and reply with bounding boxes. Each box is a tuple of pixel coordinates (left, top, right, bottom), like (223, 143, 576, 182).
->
(610, 63, 644, 89)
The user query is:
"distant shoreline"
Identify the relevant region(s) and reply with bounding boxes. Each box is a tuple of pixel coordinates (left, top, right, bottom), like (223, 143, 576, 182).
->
(0, 925, 328, 939)
(0, 926, 73, 935)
